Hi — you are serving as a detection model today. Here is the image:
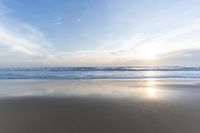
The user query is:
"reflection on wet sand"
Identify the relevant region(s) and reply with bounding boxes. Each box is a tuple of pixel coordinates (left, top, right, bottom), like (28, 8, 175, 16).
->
(0, 79, 200, 133)
(143, 79, 160, 99)
(0, 78, 191, 102)
(145, 87, 158, 98)
(0, 79, 163, 100)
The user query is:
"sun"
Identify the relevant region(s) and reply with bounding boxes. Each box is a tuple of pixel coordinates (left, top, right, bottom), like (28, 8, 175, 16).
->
(141, 52, 157, 60)
(139, 50, 158, 60)
(137, 47, 161, 60)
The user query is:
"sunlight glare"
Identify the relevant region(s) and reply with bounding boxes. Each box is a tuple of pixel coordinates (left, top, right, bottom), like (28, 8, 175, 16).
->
(146, 87, 158, 98)
(140, 51, 158, 60)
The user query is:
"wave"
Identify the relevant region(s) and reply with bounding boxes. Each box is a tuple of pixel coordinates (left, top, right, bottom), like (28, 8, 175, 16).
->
(1, 66, 200, 71)
(0, 66, 200, 79)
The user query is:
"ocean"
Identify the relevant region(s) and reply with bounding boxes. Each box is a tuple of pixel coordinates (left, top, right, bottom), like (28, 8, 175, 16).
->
(0, 66, 200, 79)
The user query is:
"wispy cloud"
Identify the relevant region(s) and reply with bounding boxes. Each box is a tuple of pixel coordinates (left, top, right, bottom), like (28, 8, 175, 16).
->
(0, 24, 51, 56)
(155, 49, 200, 66)
(96, 18, 200, 61)
(53, 17, 62, 25)
(0, 3, 53, 66)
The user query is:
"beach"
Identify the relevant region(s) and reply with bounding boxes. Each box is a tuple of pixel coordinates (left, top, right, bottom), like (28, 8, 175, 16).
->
(0, 79, 200, 133)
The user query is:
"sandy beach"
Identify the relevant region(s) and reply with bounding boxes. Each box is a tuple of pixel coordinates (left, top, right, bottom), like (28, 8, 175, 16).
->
(0, 79, 200, 133)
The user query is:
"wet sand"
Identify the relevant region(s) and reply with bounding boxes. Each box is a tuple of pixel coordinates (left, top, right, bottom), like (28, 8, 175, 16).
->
(0, 79, 200, 133)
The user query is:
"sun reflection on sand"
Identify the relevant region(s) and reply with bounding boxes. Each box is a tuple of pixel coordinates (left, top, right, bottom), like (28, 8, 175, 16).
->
(145, 87, 158, 98)
(143, 78, 160, 99)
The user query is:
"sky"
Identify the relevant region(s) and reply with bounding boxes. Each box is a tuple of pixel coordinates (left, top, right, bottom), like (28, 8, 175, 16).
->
(0, 0, 200, 66)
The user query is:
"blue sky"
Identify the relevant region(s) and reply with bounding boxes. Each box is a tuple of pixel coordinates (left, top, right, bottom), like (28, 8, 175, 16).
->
(0, 0, 200, 66)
